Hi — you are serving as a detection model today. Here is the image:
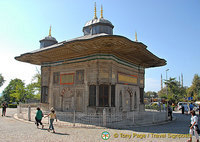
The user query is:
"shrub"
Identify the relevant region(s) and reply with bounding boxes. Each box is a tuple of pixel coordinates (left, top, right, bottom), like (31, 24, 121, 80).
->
(8, 104, 17, 108)
(145, 105, 151, 109)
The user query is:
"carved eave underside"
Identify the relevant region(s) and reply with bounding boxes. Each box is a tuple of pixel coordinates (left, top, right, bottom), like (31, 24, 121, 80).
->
(15, 34, 166, 68)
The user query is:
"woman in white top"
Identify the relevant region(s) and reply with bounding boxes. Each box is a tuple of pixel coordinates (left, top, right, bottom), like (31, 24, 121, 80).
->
(188, 110, 199, 142)
(45, 108, 57, 133)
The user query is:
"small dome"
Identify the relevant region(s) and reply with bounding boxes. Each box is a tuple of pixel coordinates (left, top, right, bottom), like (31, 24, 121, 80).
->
(39, 35, 58, 49)
(83, 18, 114, 36)
(83, 4, 114, 36)
(42, 36, 57, 42)
(84, 18, 114, 28)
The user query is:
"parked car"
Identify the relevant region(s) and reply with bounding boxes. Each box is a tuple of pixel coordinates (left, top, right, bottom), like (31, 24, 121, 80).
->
(177, 102, 189, 110)
(150, 102, 159, 106)
(193, 103, 199, 111)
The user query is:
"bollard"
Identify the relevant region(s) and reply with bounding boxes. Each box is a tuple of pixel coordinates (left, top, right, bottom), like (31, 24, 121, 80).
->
(17, 105, 20, 118)
(73, 110, 75, 127)
(19, 102, 22, 113)
(103, 108, 106, 127)
(133, 111, 135, 124)
(28, 105, 31, 121)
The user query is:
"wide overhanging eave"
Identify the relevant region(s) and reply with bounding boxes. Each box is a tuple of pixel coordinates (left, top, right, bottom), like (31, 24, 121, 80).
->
(15, 35, 166, 68)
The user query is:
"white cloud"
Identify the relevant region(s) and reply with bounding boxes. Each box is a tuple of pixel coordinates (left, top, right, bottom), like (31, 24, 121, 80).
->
(145, 78, 161, 92)
(0, 50, 39, 93)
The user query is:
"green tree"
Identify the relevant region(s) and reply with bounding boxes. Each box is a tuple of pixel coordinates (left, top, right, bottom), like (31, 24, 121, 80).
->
(187, 74, 200, 100)
(2, 79, 25, 103)
(10, 82, 26, 103)
(0, 73, 5, 87)
(25, 72, 41, 102)
(158, 77, 186, 104)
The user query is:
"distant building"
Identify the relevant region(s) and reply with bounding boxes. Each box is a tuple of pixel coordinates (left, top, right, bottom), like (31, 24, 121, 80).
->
(15, 5, 166, 113)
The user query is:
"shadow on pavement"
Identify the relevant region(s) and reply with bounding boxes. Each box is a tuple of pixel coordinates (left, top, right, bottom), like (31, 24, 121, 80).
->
(117, 113, 192, 134)
(40, 128, 69, 135)
(53, 132, 70, 135)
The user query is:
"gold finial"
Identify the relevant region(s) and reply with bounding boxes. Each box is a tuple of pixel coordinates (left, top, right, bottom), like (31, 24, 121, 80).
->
(94, 2, 97, 19)
(100, 5, 103, 18)
(135, 32, 138, 41)
(49, 25, 51, 37)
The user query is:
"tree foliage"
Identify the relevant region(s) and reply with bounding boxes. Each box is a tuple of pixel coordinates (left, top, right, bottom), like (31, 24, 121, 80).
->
(187, 74, 200, 100)
(0, 73, 5, 87)
(26, 72, 41, 101)
(158, 77, 186, 104)
(2, 72, 41, 103)
(2, 79, 25, 103)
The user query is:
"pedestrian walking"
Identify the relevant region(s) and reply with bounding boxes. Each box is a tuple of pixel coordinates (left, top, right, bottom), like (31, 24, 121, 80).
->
(163, 103, 166, 111)
(45, 108, 57, 133)
(168, 105, 172, 121)
(187, 110, 200, 142)
(1, 102, 7, 117)
(189, 103, 194, 111)
(35, 107, 44, 129)
(181, 105, 185, 114)
(185, 105, 189, 114)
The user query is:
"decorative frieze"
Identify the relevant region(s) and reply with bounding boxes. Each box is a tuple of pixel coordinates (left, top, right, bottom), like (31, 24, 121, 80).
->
(118, 73, 138, 85)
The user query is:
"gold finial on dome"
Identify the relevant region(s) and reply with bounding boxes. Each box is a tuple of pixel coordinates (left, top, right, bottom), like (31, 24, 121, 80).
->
(49, 25, 51, 37)
(135, 32, 138, 42)
(100, 5, 103, 18)
(94, 2, 97, 19)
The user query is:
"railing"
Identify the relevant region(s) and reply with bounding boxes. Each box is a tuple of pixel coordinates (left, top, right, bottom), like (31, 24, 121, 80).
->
(17, 103, 168, 129)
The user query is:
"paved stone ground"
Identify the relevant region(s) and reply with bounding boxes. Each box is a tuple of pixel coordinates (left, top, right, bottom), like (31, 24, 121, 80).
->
(0, 108, 199, 142)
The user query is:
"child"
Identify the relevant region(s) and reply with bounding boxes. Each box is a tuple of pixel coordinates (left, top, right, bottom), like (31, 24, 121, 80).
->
(35, 107, 44, 129)
(45, 108, 57, 133)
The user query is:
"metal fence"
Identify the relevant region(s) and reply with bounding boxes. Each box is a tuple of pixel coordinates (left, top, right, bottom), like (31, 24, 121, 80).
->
(17, 103, 168, 129)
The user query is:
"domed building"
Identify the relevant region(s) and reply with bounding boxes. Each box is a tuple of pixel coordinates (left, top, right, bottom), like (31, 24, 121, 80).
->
(39, 26, 58, 48)
(15, 5, 166, 114)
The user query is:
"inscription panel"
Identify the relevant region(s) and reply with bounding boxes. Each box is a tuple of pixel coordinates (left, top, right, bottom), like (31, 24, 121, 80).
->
(60, 73, 74, 85)
(118, 73, 138, 84)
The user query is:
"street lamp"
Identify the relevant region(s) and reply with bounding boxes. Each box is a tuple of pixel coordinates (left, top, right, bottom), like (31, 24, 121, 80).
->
(166, 69, 169, 120)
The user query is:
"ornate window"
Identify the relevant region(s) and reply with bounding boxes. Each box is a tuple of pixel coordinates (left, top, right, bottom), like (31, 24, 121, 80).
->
(99, 85, 109, 107)
(89, 85, 96, 106)
(41, 86, 48, 103)
(75, 70, 84, 84)
(119, 91, 122, 108)
(111, 85, 115, 107)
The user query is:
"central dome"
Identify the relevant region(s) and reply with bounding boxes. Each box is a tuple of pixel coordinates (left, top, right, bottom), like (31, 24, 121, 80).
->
(83, 5, 114, 36)
(84, 18, 114, 28)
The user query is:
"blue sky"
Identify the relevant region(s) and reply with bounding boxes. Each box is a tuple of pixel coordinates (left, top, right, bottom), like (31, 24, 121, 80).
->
(0, 0, 199, 93)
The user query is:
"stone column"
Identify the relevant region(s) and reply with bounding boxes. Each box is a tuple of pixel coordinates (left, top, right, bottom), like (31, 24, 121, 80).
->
(109, 85, 111, 107)
(96, 85, 99, 107)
